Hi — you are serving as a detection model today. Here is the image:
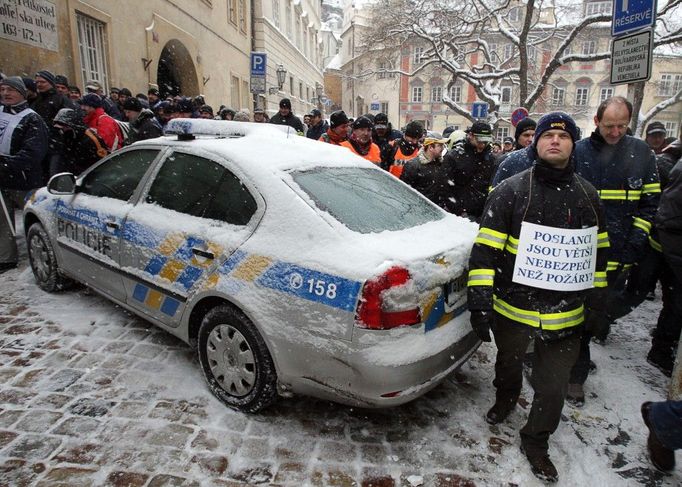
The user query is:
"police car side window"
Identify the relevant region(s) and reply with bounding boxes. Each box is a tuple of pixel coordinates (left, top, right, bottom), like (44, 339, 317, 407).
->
(80, 149, 158, 201)
(146, 152, 257, 225)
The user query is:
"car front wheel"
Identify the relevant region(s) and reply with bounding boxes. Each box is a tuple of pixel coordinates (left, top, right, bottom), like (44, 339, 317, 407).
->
(27, 222, 72, 292)
(198, 305, 278, 412)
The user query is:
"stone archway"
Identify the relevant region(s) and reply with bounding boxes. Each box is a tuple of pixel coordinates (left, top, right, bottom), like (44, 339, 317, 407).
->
(156, 39, 199, 98)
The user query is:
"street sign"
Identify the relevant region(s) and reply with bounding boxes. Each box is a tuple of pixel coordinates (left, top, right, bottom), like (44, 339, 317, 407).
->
(612, 0, 656, 37)
(511, 107, 529, 126)
(471, 102, 488, 119)
(250, 52, 267, 94)
(370, 102, 380, 111)
(610, 29, 653, 85)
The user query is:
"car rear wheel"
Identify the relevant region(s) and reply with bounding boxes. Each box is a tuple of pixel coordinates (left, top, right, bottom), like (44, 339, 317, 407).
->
(198, 305, 277, 412)
(27, 223, 73, 292)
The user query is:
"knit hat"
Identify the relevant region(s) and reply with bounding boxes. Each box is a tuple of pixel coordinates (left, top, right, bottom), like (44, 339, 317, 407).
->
(279, 98, 292, 109)
(404, 120, 425, 139)
(55, 75, 68, 87)
(35, 70, 56, 87)
(110, 87, 120, 94)
(374, 112, 388, 129)
(329, 110, 349, 129)
(123, 97, 143, 112)
(119, 88, 132, 97)
(308, 108, 321, 118)
(533, 111, 579, 147)
(469, 121, 493, 143)
(175, 97, 194, 113)
(53, 108, 84, 129)
(503, 136, 514, 145)
(85, 80, 102, 92)
(199, 104, 214, 115)
(352, 116, 373, 130)
(0, 76, 27, 98)
(21, 77, 36, 93)
(514, 117, 537, 142)
(79, 93, 102, 108)
(646, 121, 666, 136)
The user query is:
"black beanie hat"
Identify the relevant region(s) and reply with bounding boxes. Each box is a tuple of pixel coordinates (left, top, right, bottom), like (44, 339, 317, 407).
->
(352, 116, 373, 130)
(279, 98, 292, 109)
(533, 112, 579, 148)
(330, 110, 349, 129)
(55, 75, 68, 87)
(514, 117, 537, 142)
(123, 97, 143, 112)
(35, 70, 56, 87)
(404, 120, 425, 139)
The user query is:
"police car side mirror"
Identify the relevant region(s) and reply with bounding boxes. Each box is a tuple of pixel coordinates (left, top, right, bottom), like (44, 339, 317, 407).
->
(47, 173, 77, 195)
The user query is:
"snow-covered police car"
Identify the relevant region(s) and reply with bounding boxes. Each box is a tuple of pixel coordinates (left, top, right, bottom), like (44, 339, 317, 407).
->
(24, 119, 480, 412)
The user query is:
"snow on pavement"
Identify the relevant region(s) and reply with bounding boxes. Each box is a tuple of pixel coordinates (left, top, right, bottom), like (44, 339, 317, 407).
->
(0, 236, 680, 486)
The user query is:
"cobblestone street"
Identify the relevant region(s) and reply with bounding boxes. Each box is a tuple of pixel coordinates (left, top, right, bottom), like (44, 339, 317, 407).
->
(0, 256, 679, 486)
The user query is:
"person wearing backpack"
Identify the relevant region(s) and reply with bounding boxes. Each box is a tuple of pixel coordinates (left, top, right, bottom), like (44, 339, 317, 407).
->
(52, 108, 108, 175)
(79, 93, 124, 151)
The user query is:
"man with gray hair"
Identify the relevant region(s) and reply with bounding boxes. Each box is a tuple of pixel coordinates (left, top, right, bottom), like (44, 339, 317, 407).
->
(0, 77, 48, 272)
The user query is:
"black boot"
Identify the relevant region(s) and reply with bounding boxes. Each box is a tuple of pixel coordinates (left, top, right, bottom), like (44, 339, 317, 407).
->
(641, 402, 676, 472)
(485, 398, 516, 425)
(521, 445, 558, 482)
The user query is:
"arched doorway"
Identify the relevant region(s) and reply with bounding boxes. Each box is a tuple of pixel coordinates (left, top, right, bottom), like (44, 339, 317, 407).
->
(156, 40, 199, 98)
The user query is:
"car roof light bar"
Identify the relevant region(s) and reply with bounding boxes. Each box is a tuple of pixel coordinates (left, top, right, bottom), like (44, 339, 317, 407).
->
(164, 118, 296, 140)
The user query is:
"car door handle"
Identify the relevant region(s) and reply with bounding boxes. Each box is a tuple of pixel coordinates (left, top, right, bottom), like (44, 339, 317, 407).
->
(192, 248, 214, 260)
(105, 221, 119, 230)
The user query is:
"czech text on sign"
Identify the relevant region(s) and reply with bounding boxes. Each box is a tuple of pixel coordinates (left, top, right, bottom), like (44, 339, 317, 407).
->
(612, 0, 656, 37)
(610, 30, 652, 85)
(512, 222, 598, 291)
(0, 0, 58, 51)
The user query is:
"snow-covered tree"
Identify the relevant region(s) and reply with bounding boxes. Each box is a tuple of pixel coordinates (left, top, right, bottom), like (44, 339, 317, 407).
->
(361, 0, 682, 132)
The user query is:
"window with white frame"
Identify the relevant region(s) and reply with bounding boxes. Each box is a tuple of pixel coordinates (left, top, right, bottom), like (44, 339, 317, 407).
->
(381, 102, 389, 114)
(431, 86, 442, 102)
(564, 44, 573, 56)
(231, 75, 240, 107)
(504, 43, 514, 60)
(411, 86, 423, 102)
(413, 47, 424, 66)
(527, 45, 536, 63)
(581, 40, 596, 55)
(658, 73, 682, 96)
(228, 0, 237, 24)
(295, 17, 301, 49)
(76, 12, 109, 92)
(488, 43, 498, 61)
(575, 87, 589, 106)
(552, 87, 565, 105)
(509, 6, 522, 22)
(299, 81, 303, 99)
(377, 60, 395, 79)
(239, 0, 246, 32)
(586, 1, 612, 15)
(664, 121, 678, 137)
(272, 0, 280, 28)
(496, 126, 510, 139)
(501, 86, 512, 104)
(285, 2, 292, 40)
(600, 87, 614, 101)
(449, 85, 461, 103)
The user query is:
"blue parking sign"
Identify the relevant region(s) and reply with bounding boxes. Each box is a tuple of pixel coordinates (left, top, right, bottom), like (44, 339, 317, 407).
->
(250, 52, 267, 76)
(612, 0, 656, 37)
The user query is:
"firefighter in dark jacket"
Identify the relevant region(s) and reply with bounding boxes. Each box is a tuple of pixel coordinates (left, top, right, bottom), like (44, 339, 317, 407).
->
(0, 77, 48, 272)
(382, 120, 424, 175)
(467, 112, 609, 483)
(567, 96, 661, 404)
(52, 108, 108, 175)
(442, 121, 495, 221)
(400, 136, 448, 207)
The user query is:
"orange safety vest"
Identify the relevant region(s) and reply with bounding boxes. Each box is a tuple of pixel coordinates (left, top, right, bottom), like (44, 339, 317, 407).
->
(340, 140, 381, 164)
(389, 146, 420, 178)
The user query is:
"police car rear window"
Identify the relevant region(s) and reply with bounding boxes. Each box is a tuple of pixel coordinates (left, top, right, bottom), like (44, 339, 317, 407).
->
(292, 167, 444, 233)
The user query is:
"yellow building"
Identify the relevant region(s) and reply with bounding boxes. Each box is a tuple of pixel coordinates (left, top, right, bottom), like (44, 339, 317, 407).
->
(1, 0, 252, 109)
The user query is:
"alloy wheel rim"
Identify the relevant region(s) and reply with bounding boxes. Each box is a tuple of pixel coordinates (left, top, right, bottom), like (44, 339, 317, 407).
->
(29, 235, 50, 282)
(206, 324, 256, 397)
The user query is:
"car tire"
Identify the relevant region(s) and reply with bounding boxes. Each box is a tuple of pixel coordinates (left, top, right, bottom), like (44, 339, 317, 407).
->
(27, 222, 73, 292)
(198, 305, 278, 412)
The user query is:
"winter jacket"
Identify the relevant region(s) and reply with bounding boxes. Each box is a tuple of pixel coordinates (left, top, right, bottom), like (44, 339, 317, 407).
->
(382, 138, 420, 172)
(373, 127, 403, 154)
(306, 120, 329, 141)
(656, 156, 682, 281)
(54, 125, 108, 175)
(574, 132, 660, 269)
(340, 139, 381, 163)
(0, 102, 48, 191)
(269, 112, 305, 133)
(442, 140, 495, 220)
(467, 160, 610, 340)
(83, 108, 124, 151)
(319, 129, 346, 145)
(491, 146, 534, 187)
(656, 139, 681, 190)
(399, 149, 447, 207)
(30, 88, 76, 125)
(128, 109, 163, 144)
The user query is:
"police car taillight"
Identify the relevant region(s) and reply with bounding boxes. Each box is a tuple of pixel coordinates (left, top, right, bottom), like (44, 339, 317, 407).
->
(355, 266, 421, 330)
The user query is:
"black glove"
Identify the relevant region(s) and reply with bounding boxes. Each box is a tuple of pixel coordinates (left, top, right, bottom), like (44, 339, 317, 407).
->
(470, 310, 493, 342)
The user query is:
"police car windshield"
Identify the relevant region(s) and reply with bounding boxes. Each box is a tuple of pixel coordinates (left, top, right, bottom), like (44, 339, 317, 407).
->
(292, 167, 444, 233)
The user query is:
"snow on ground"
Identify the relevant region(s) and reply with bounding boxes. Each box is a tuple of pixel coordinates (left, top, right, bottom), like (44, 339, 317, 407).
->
(0, 216, 680, 486)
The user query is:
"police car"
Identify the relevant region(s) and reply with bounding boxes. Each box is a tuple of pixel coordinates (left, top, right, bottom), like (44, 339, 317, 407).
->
(24, 119, 480, 412)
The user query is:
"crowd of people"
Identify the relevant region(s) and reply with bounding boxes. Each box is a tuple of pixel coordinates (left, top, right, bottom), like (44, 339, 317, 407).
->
(1, 70, 681, 482)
